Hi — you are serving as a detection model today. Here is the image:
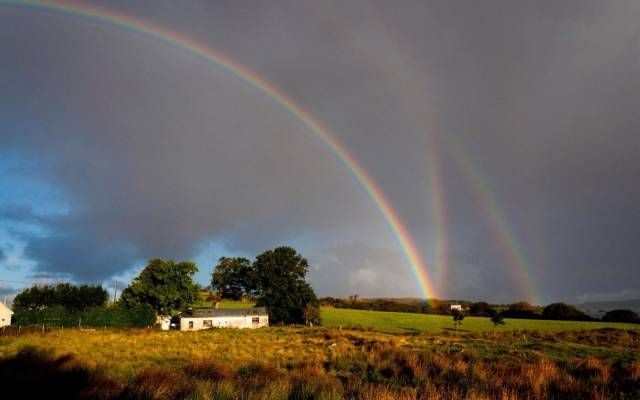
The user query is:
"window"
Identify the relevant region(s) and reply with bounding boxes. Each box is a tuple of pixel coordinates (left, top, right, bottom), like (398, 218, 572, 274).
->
(252, 317, 259, 325)
(203, 320, 213, 328)
(188, 321, 194, 329)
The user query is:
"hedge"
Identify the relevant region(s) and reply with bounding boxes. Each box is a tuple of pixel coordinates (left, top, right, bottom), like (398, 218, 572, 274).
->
(13, 305, 156, 328)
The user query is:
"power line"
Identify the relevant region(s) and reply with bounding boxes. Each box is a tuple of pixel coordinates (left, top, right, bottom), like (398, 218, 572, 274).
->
(0, 279, 28, 284)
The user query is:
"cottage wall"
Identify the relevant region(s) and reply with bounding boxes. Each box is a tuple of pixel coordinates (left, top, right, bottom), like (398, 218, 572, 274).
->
(180, 315, 268, 331)
(0, 304, 13, 327)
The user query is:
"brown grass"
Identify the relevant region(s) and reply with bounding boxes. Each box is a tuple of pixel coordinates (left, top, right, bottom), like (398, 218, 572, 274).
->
(0, 327, 638, 399)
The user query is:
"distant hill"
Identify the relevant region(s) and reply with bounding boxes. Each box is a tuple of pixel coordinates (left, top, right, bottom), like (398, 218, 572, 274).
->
(576, 299, 640, 318)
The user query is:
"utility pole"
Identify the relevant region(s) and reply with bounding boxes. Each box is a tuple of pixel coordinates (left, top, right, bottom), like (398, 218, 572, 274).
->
(112, 280, 119, 304)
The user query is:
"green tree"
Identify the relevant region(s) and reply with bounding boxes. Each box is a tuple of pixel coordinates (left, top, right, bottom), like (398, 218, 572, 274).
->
(253, 246, 320, 325)
(601, 309, 639, 323)
(13, 283, 108, 312)
(469, 301, 497, 317)
(542, 303, 591, 321)
(490, 313, 506, 327)
(120, 258, 200, 315)
(211, 257, 255, 300)
(452, 309, 465, 332)
(501, 301, 540, 319)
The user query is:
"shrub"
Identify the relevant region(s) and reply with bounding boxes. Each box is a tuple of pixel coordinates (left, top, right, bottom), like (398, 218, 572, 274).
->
(542, 303, 591, 321)
(601, 309, 639, 323)
(12, 304, 155, 328)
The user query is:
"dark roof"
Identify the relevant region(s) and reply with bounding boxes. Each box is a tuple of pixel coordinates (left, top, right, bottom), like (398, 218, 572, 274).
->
(182, 307, 267, 318)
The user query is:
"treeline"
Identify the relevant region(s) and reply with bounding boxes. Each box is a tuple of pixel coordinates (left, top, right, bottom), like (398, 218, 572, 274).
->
(321, 297, 640, 323)
(13, 305, 155, 328)
(10, 246, 321, 328)
(11, 283, 155, 328)
(321, 297, 431, 314)
(13, 283, 108, 312)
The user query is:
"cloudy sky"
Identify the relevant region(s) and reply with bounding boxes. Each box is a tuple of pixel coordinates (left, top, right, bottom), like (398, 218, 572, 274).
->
(1, 0, 638, 304)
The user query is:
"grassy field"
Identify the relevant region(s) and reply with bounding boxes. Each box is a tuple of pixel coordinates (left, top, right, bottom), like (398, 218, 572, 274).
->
(7, 301, 635, 398)
(0, 326, 638, 399)
(321, 307, 639, 333)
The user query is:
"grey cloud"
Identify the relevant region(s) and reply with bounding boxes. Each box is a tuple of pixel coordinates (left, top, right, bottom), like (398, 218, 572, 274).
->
(308, 243, 422, 298)
(0, 1, 639, 301)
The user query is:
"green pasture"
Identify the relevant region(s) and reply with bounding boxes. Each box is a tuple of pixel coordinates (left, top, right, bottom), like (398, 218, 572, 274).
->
(321, 307, 638, 333)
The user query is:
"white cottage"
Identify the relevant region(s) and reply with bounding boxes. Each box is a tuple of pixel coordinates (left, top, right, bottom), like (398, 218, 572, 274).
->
(0, 302, 13, 327)
(176, 307, 268, 330)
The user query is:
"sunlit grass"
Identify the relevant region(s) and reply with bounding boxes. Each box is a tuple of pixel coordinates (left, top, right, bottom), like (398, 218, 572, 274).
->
(321, 307, 639, 333)
(1, 325, 638, 399)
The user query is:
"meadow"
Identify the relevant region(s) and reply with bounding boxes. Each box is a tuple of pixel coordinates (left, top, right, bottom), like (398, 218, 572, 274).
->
(0, 319, 638, 399)
(321, 307, 639, 333)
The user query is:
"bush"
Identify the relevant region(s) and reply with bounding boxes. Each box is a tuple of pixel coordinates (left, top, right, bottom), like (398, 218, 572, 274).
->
(602, 309, 639, 323)
(13, 284, 108, 312)
(542, 303, 591, 321)
(13, 304, 156, 328)
(469, 301, 497, 317)
(502, 302, 541, 319)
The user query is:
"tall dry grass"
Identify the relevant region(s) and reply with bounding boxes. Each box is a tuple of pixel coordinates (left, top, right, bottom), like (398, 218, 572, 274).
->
(0, 327, 638, 399)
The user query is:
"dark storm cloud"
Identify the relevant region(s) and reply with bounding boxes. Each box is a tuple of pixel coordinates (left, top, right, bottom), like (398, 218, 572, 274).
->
(0, 5, 387, 282)
(0, 285, 19, 300)
(0, 1, 639, 301)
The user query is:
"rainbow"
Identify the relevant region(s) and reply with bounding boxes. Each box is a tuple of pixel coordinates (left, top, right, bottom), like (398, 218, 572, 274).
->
(337, 11, 539, 303)
(446, 138, 539, 304)
(0, 0, 437, 298)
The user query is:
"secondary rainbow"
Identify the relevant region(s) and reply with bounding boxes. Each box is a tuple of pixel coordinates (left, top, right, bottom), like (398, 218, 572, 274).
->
(446, 138, 539, 304)
(1, 0, 437, 298)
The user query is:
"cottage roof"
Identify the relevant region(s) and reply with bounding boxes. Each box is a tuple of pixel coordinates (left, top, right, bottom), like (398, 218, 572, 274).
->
(182, 307, 267, 318)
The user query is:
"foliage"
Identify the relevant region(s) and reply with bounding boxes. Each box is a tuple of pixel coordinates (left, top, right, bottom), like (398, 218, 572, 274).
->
(321, 297, 431, 314)
(12, 283, 108, 312)
(12, 304, 156, 328)
(303, 303, 321, 326)
(253, 246, 319, 325)
(491, 313, 506, 327)
(452, 309, 465, 331)
(120, 258, 199, 315)
(542, 302, 591, 321)
(602, 309, 639, 323)
(211, 257, 255, 300)
(501, 301, 541, 319)
(469, 301, 497, 317)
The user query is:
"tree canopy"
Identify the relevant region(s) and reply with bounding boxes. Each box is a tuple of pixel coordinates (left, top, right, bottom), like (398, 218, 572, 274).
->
(469, 301, 497, 317)
(541, 303, 591, 321)
(13, 283, 108, 312)
(601, 309, 639, 323)
(253, 246, 320, 325)
(501, 301, 541, 319)
(211, 257, 255, 300)
(120, 258, 200, 315)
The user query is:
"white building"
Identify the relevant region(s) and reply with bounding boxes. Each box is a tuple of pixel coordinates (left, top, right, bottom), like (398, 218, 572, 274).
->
(450, 304, 463, 312)
(0, 302, 13, 327)
(176, 307, 268, 330)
